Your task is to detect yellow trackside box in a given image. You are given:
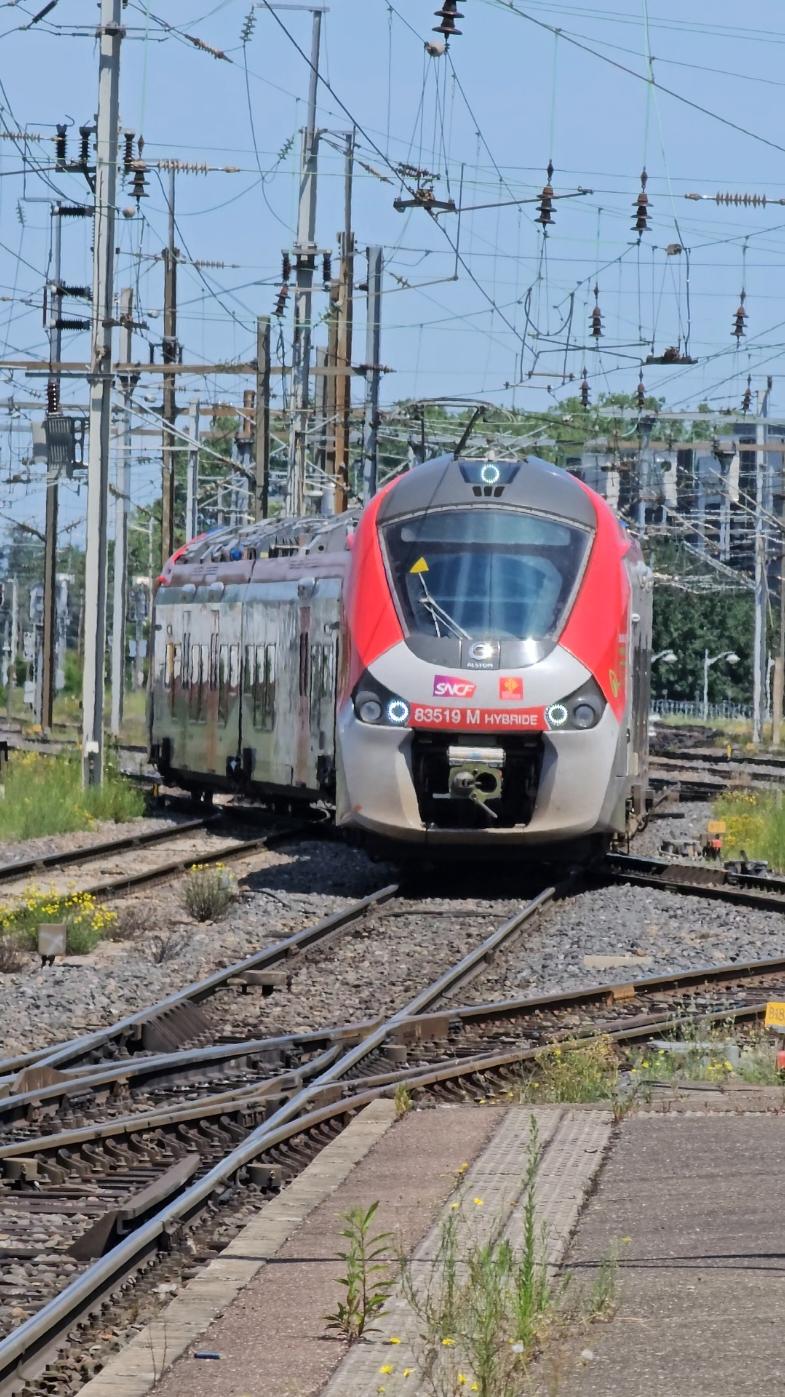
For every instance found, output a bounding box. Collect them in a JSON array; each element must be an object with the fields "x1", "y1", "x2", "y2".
[
  {"x1": 707, "y1": 820, "x2": 726, "y2": 835},
  {"x1": 764, "y1": 1001, "x2": 785, "y2": 1029}
]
